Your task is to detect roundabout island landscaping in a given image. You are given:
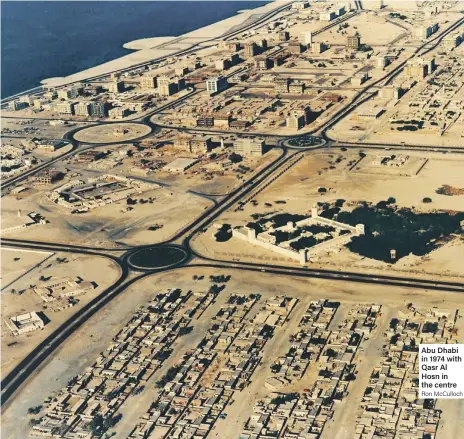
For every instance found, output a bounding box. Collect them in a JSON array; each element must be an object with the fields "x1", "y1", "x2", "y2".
[
  {"x1": 127, "y1": 245, "x2": 189, "y2": 271},
  {"x1": 283, "y1": 135, "x2": 326, "y2": 149}
]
